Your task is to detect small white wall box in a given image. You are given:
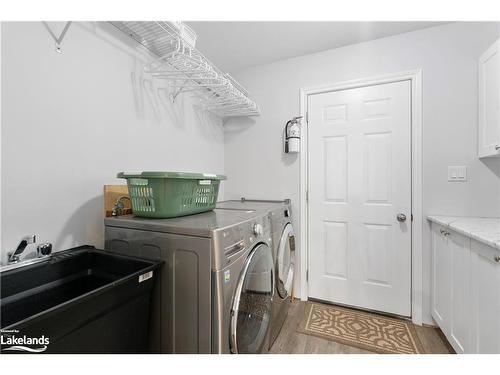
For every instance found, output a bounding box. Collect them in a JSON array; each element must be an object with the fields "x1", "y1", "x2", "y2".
[{"x1": 448, "y1": 166, "x2": 467, "y2": 182}]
